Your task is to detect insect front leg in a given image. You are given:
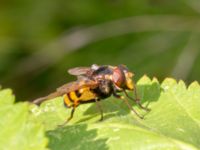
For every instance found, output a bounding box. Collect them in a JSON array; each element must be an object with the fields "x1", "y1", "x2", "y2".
[
  {"x1": 124, "y1": 90, "x2": 150, "y2": 111},
  {"x1": 95, "y1": 98, "x2": 104, "y2": 121},
  {"x1": 113, "y1": 92, "x2": 143, "y2": 119}
]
